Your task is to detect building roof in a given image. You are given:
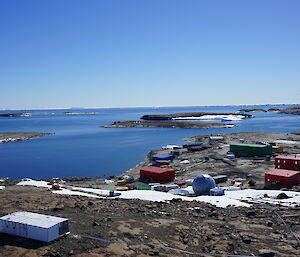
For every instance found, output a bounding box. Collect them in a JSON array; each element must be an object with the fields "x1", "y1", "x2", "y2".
[
  {"x1": 266, "y1": 169, "x2": 300, "y2": 177},
  {"x1": 230, "y1": 143, "x2": 270, "y2": 148},
  {"x1": 140, "y1": 167, "x2": 175, "y2": 173},
  {"x1": 0, "y1": 212, "x2": 68, "y2": 229},
  {"x1": 275, "y1": 155, "x2": 300, "y2": 161},
  {"x1": 152, "y1": 154, "x2": 173, "y2": 158}
]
